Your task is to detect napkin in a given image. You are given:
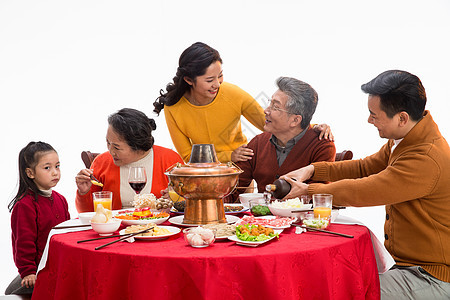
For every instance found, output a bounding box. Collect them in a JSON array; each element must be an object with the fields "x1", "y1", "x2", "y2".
[
  {"x1": 37, "y1": 219, "x2": 93, "y2": 275},
  {"x1": 333, "y1": 215, "x2": 395, "y2": 274}
]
